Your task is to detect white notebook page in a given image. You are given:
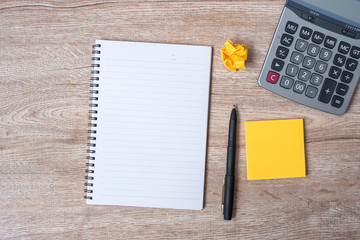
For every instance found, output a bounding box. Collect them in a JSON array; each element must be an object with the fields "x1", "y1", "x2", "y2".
[{"x1": 87, "y1": 40, "x2": 212, "y2": 210}]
